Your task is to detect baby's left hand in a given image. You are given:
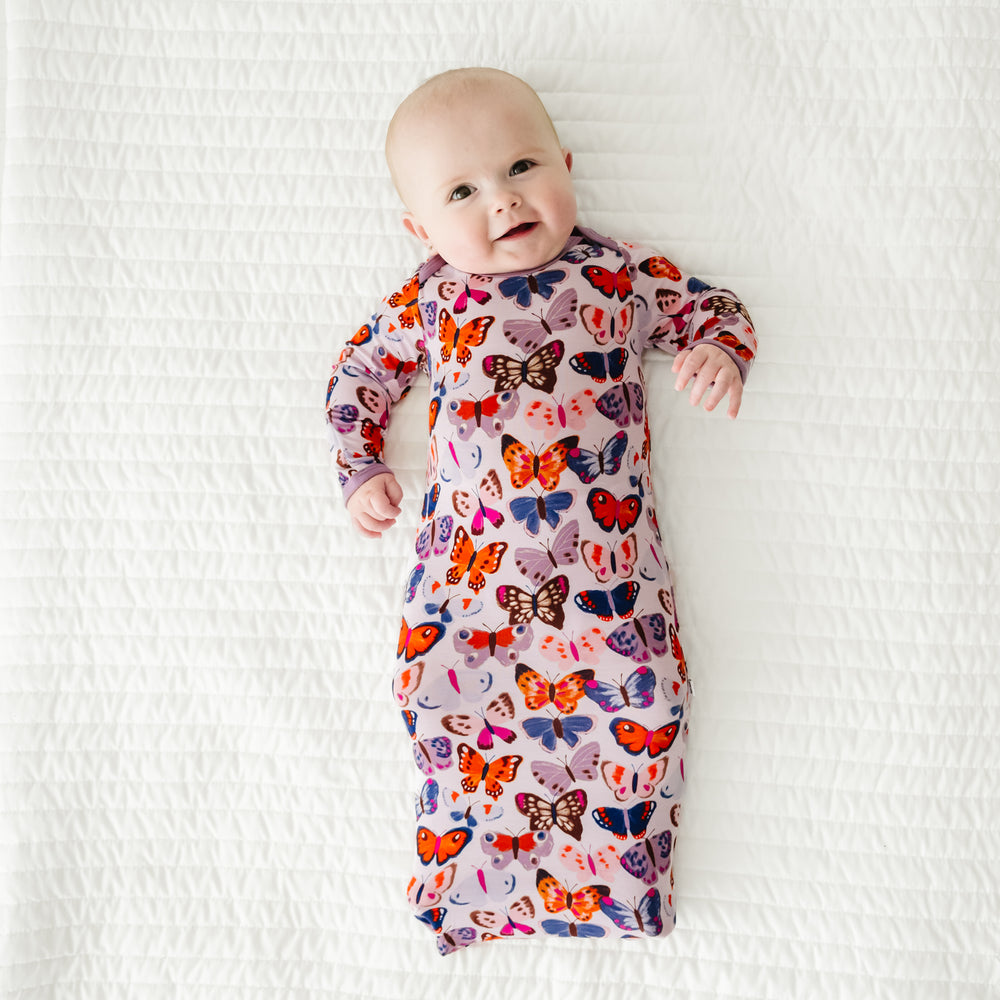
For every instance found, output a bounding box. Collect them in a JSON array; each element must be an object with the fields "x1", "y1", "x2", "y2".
[{"x1": 672, "y1": 344, "x2": 743, "y2": 419}]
